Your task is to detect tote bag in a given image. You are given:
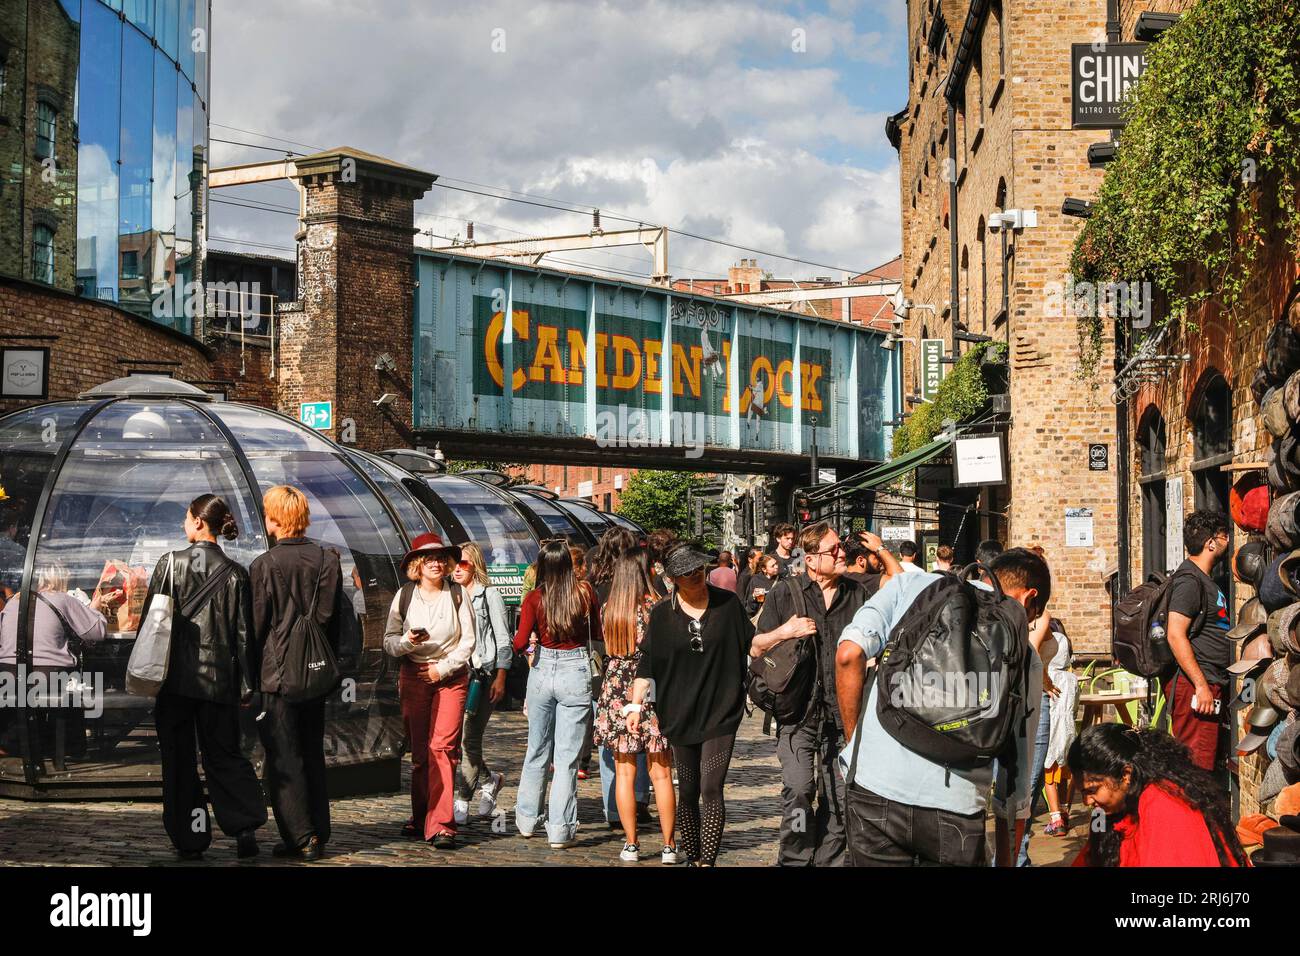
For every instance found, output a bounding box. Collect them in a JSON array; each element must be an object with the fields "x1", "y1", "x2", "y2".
[{"x1": 126, "y1": 553, "x2": 175, "y2": 697}]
